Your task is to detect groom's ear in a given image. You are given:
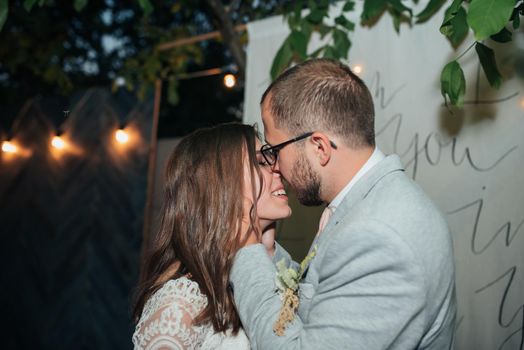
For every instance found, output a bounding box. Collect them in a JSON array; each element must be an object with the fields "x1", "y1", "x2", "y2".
[{"x1": 309, "y1": 132, "x2": 333, "y2": 167}]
